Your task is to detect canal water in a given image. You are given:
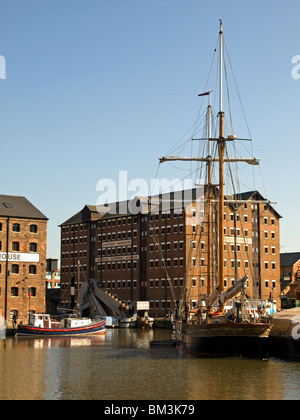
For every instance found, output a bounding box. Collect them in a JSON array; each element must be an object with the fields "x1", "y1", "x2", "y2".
[{"x1": 0, "y1": 329, "x2": 299, "y2": 400}]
